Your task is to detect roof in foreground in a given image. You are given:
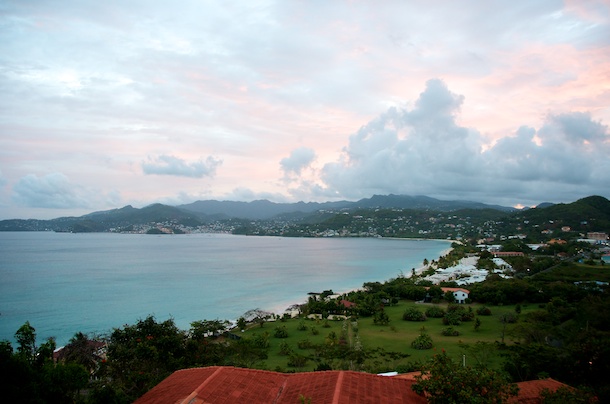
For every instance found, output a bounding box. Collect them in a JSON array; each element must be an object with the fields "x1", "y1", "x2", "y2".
[
  {"x1": 135, "y1": 366, "x2": 572, "y2": 404},
  {"x1": 134, "y1": 366, "x2": 427, "y2": 404}
]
